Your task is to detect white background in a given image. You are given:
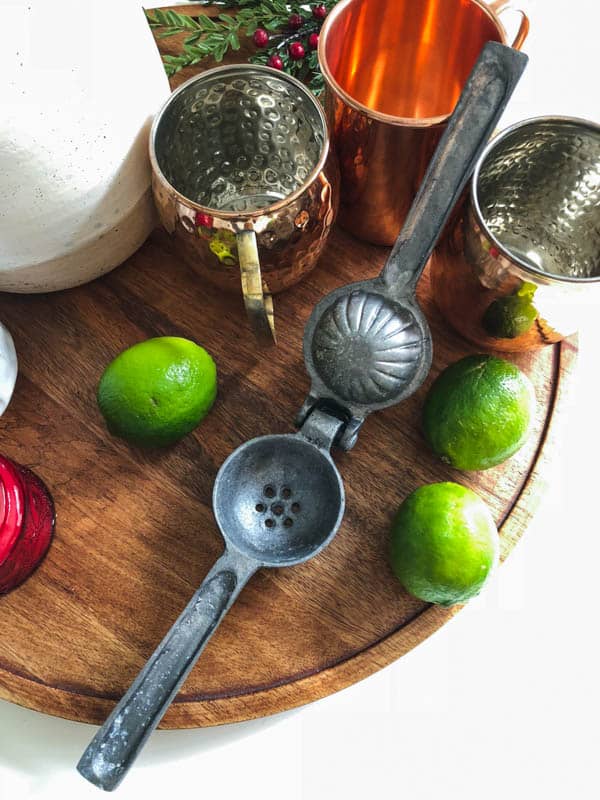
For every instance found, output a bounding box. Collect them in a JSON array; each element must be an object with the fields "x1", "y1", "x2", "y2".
[{"x1": 1, "y1": 1, "x2": 599, "y2": 798}]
